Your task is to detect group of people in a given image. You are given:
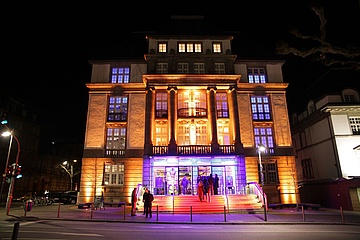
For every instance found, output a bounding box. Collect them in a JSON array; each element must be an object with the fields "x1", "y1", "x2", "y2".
[
  {"x1": 131, "y1": 187, "x2": 154, "y2": 218},
  {"x1": 197, "y1": 173, "x2": 219, "y2": 202}
]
